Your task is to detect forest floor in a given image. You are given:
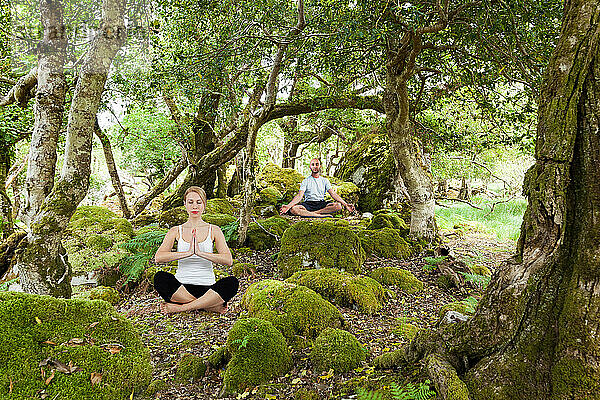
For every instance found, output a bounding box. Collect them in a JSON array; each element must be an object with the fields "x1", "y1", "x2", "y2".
[{"x1": 119, "y1": 230, "x2": 515, "y2": 400}]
